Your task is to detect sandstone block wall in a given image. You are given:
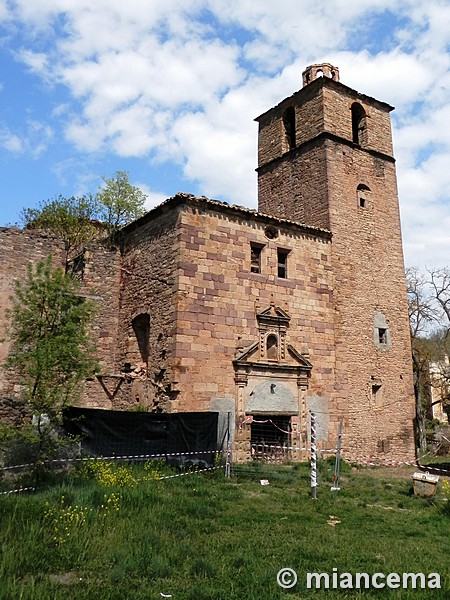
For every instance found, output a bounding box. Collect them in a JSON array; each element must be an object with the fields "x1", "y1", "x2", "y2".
[
  {"x1": 326, "y1": 141, "x2": 415, "y2": 458},
  {"x1": 0, "y1": 228, "x2": 65, "y2": 422},
  {"x1": 321, "y1": 85, "x2": 394, "y2": 157},
  {"x1": 256, "y1": 79, "x2": 394, "y2": 169},
  {"x1": 171, "y1": 199, "x2": 337, "y2": 444},
  {"x1": 111, "y1": 205, "x2": 181, "y2": 412},
  {"x1": 77, "y1": 242, "x2": 123, "y2": 409},
  {"x1": 258, "y1": 142, "x2": 331, "y2": 229},
  {"x1": 256, "y1": 74, "x2": 415, "y2": 459}
]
